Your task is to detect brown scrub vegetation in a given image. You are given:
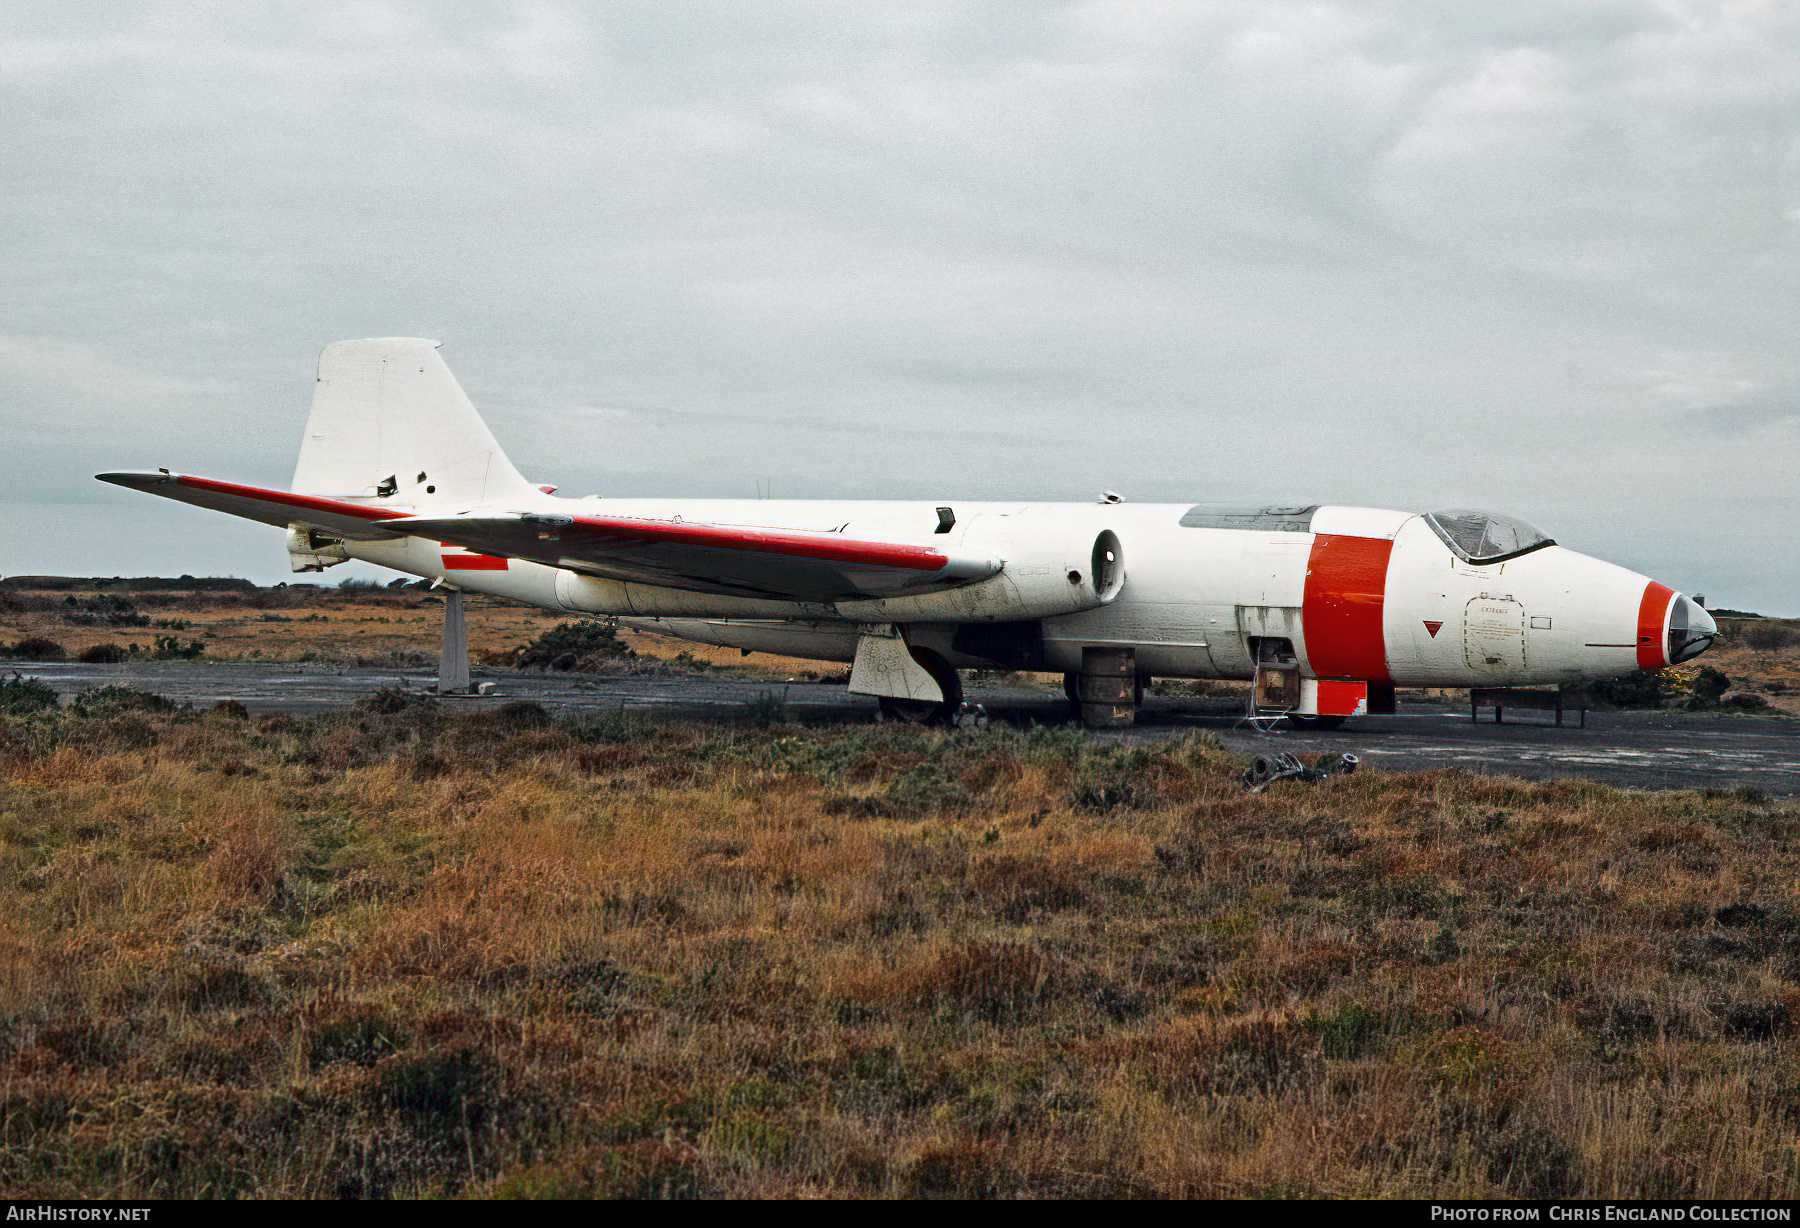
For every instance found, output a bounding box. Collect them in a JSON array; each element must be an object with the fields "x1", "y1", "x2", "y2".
[
  {"x1": 0, "y1": 679, "x2": 1795, "y2": 1199},
  {"x1": 0, "y1": 580, "x2": 851, "y2": 681}
]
